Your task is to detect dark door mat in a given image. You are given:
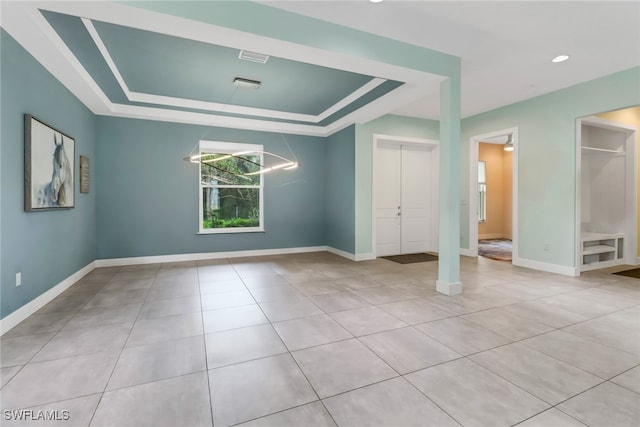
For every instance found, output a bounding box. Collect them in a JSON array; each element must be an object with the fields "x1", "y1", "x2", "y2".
[
  {"x1": 613, "y1": 268, "x2": 640, "y2": 279},
  {"x1": 382, "y1": 253, "x2": 439, "y2": 264}
]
